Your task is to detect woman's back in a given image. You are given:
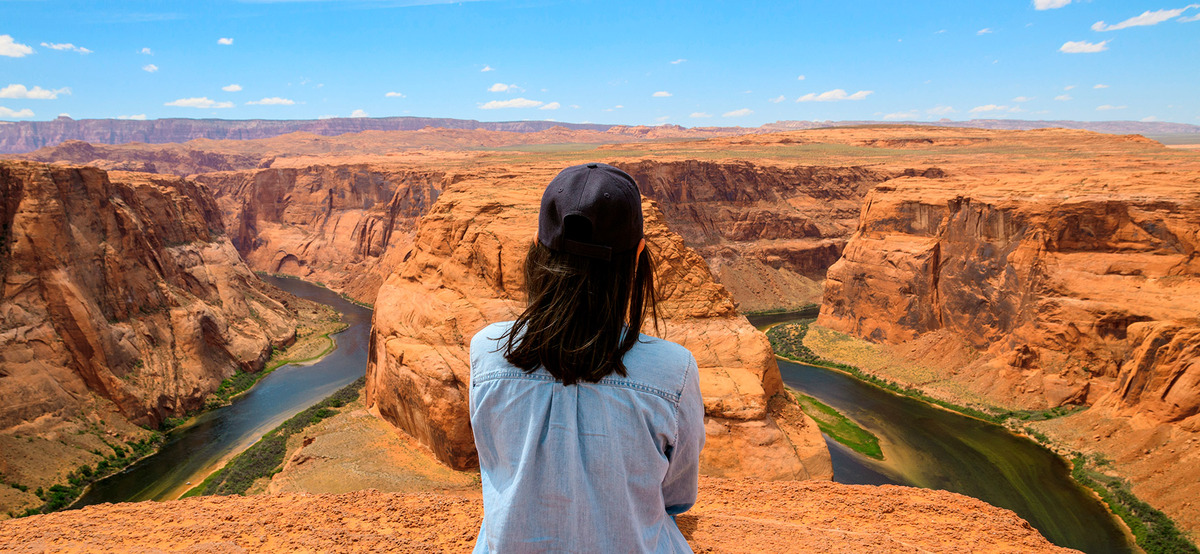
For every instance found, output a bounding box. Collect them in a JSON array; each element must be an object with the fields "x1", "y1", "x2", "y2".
[{"x1": 469, "y1": 321, "x2": 704, "y2": 553}]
